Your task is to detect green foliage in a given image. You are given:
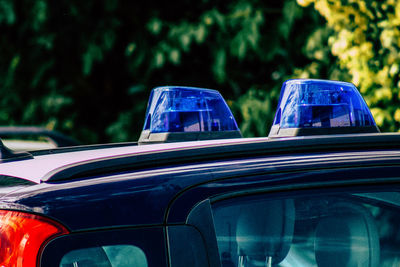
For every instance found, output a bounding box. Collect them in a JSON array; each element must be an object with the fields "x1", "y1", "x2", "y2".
[
  {"x1": 297, "y1": 0, "x2": 400, "y2": 132},
  {"x1": 235, "y1": 87, "x2": 280, "y2": 137},
  {"x1": 0, "y1": 0, "x2": 15, "y2": 25},
  {"x1": 0, "y1": 0, "x2": 321, "y2": 143}
]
